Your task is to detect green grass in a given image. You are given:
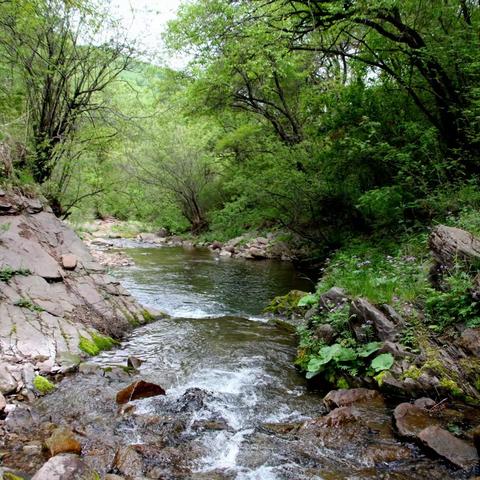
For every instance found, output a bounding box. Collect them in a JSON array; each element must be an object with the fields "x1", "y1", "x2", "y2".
[
  {"x1": 317, "y1": 235, "x2": 430, "y2": 304},
  {"x1": 0, "y1": 267, "x2": 31, "y2": 283}
]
